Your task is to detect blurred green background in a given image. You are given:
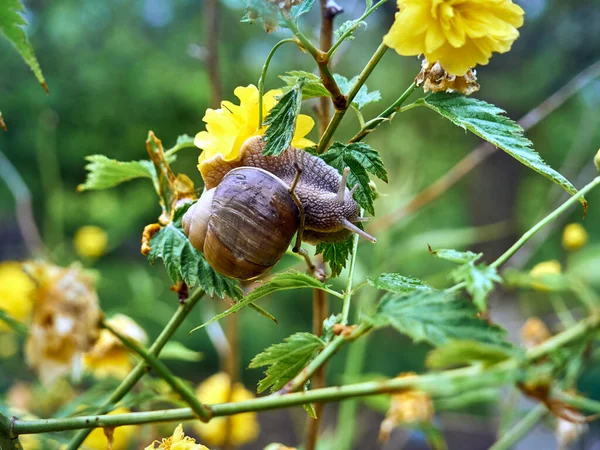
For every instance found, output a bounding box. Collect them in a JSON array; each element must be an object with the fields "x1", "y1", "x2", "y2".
[{"x1": 1, "y1": 0, "x2": 600, "y2": 448}]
